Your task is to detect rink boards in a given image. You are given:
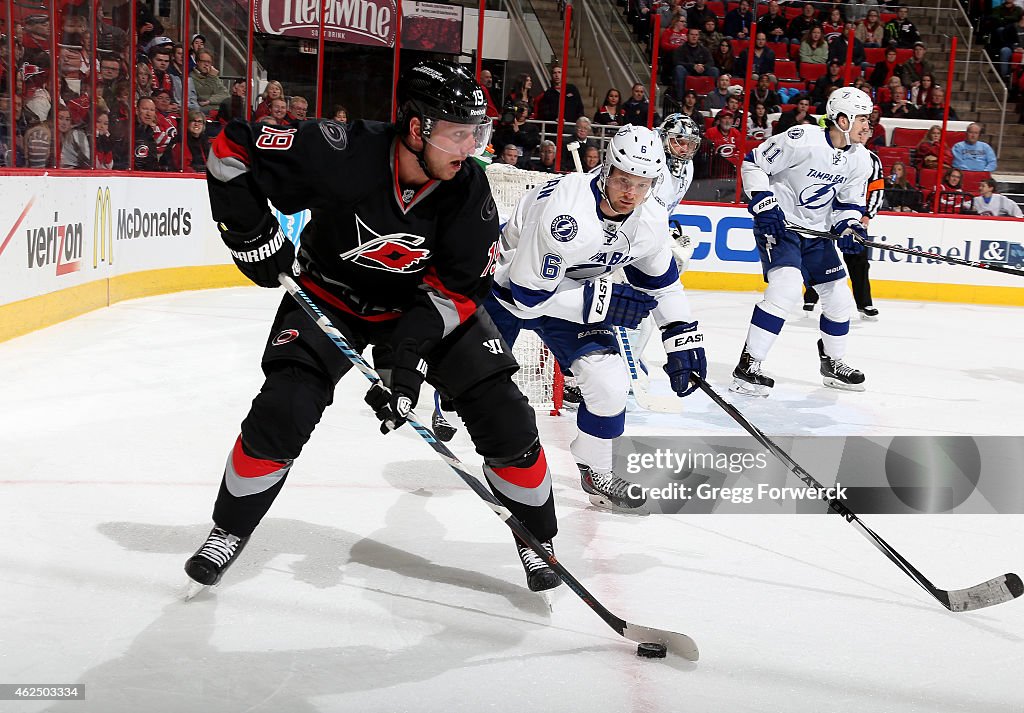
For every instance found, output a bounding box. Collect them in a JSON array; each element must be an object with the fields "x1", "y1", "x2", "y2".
[{"x1": 1, "y1": 173, "x2": 1022, "y2": 341}]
